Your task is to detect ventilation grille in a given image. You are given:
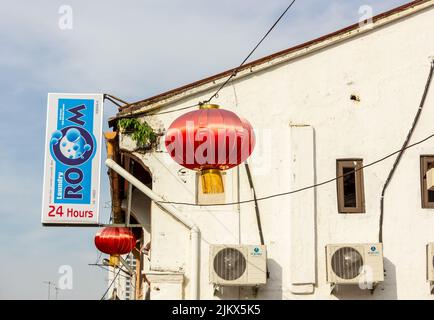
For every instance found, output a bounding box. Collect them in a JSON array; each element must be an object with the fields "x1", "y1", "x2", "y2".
[
  {"x1": 331, "y1": 247, "x2": 364, "y2": 280},
  {"x1": 213, "y1": 248, "x2": 246, "y2": 281}
]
